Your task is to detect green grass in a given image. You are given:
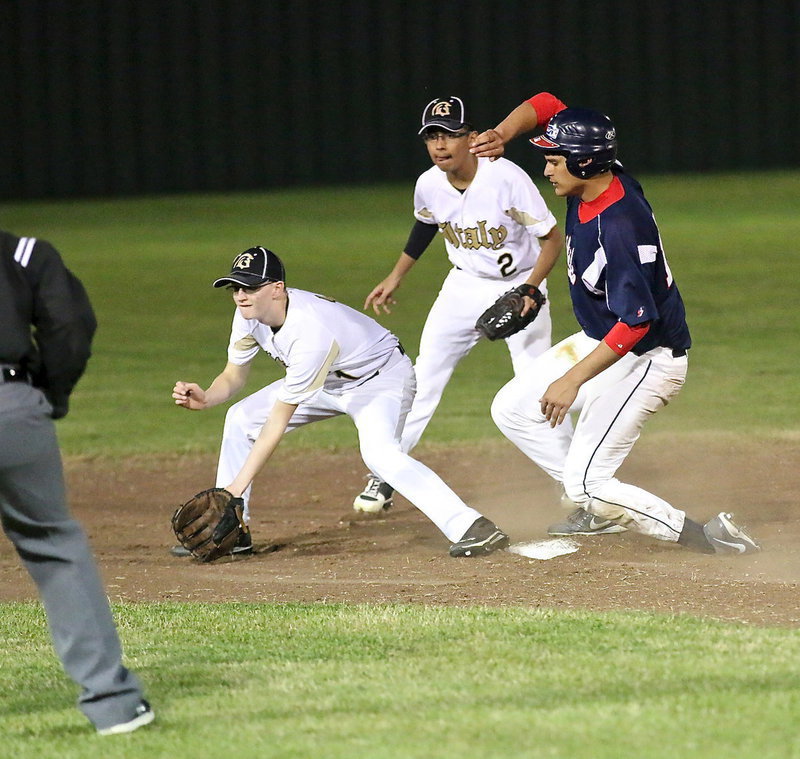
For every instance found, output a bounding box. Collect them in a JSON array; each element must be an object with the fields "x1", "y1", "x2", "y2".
[
  {"x1": 2, "y1": 177, "x2": 797, "y2": 756},
  {"x1": 2, "y1": 171, "x2": 798, "y2": 456},
  {"x1": 1, "y1": 602, "x2": 799, "y2": 758}
]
